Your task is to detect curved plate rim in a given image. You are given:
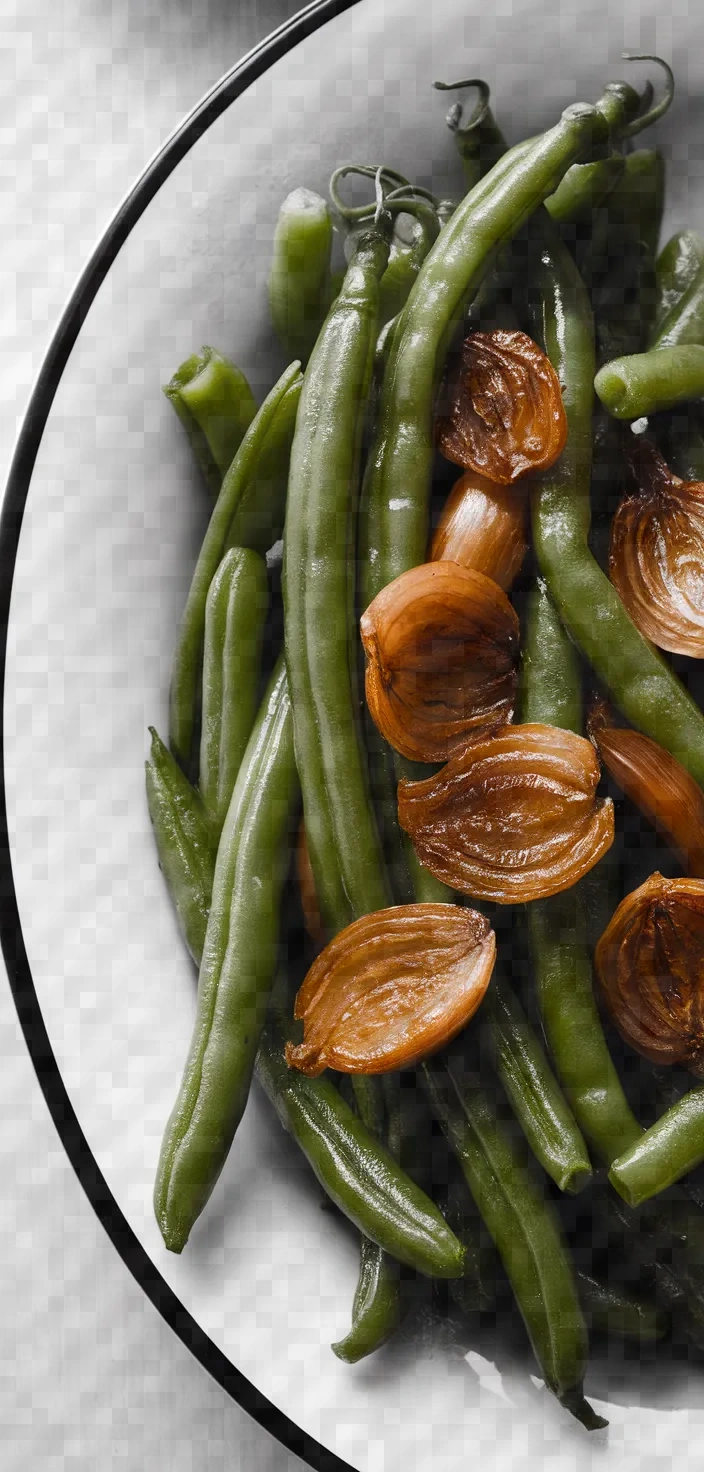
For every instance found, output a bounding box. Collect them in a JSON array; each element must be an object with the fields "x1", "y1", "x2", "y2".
[{"x1": 0, "y1": 4, "x2": 364, "y2": 1469}]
